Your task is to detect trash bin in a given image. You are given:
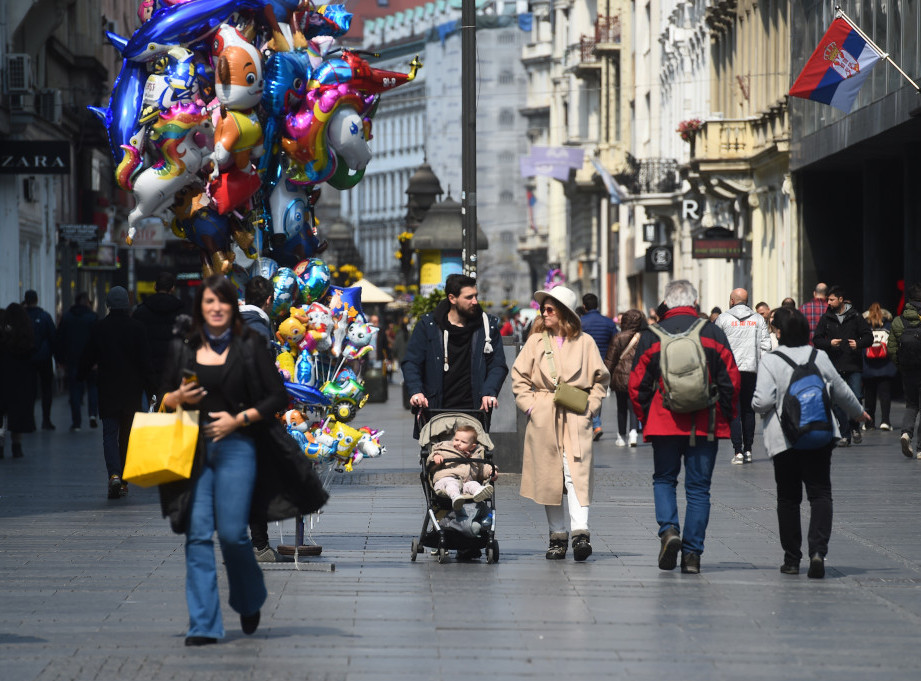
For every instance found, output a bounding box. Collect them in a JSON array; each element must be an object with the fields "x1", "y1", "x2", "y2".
[{"x1": 364, "y1": 364, "x2": 388, "y2": 403}]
